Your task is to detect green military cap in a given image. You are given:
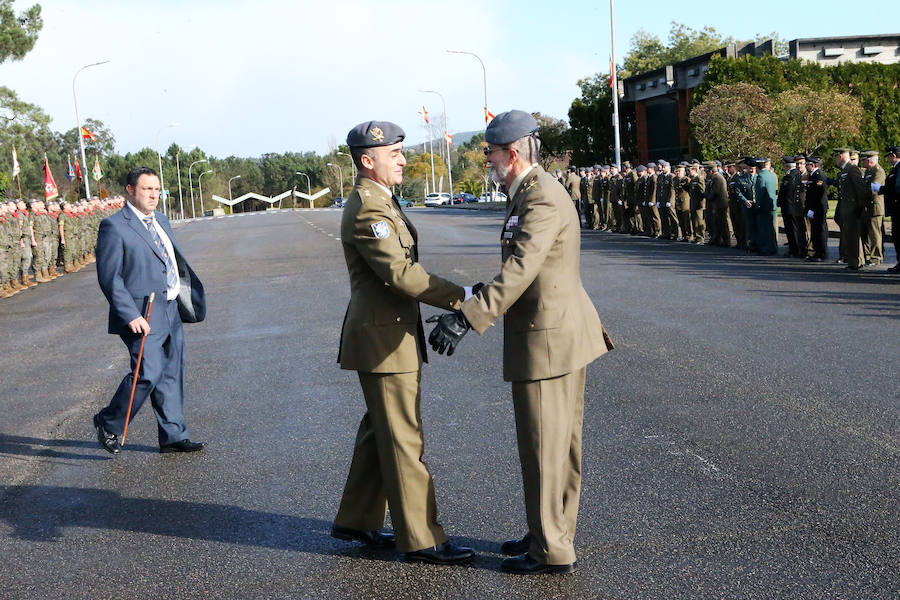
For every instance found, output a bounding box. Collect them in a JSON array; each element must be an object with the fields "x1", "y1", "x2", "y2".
[
  {"x1": 622, "y1": 161, "x2": 632, "y2": 168},
  {"x1": 859, "y1": 150, "x2": 878, "y2": 158},
  {"x1": 723, "y1": 158, "x2": 736, "y2": 166},
  {"x1": 347, "y1": 120, "x2": 405, "y2": 148},
  {"x1": 849, "y1": 151, "x2": 859, "y2": 160},
  {"x1": 702, "y1": 161, "x2": 717, "y2": 169},
  {"x1": 832, "y1": 147, "x2": 854, "y2": 154},
  {"x1": 675, "y1": 162, "x2": 686, "y2": 169}
]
